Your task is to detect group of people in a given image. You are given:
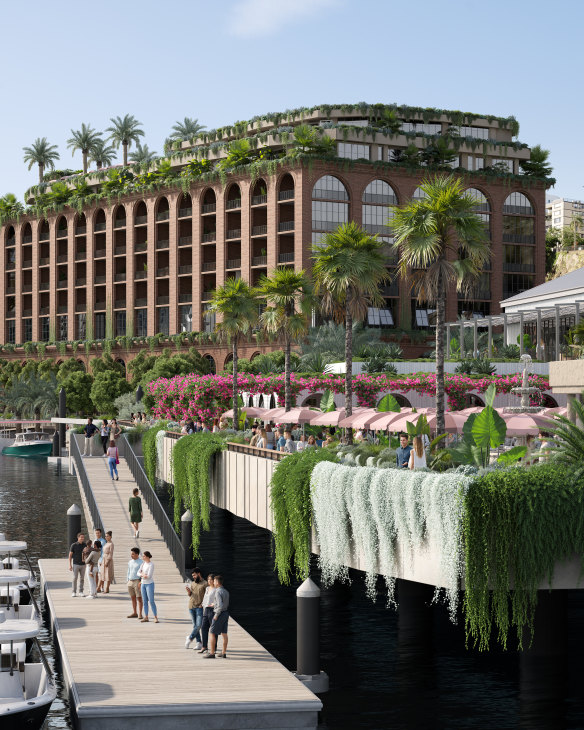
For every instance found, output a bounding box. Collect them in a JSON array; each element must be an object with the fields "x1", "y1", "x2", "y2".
[
  {"x1": 130, "y1": 412, "x2": 148, "y2": 425},
  {"x1": 68, "y1": 527, "x2": 115, "y2": 599},
  {"x1": 249, "y1": 423, "x2": 336, "y2": 452},
  {"x1": 82, "y1": 417, "x2": 122, "y2": 480},
  {"x1": 395, "y1": 432, "x2": 429, "y2": 470},
  {"x1": 184, "y1": 568, "x2": 230, "y2": 658}
]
